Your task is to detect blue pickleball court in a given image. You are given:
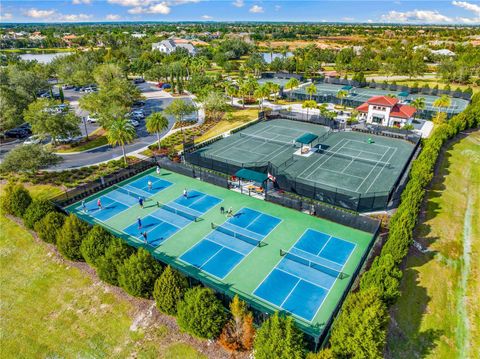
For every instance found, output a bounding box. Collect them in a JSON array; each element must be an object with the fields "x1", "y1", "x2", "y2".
[
  {"x1": 180, "y1": 208, "x2": 282, "y2": 279},
  {"x1": 253, "y1": 229, "x2": 356, "y2": 321},
  {"x1": 76, "y1": 175, "x2": 173, "y2": 222}
]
